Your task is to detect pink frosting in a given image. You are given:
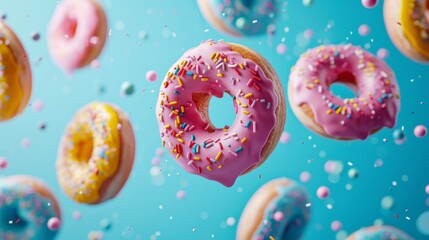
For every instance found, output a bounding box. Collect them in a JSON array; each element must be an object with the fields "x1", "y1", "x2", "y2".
[
  {"x1": 48, "y1": 0, "x2": 104, "y2": 73},
  {"x1": 156, "y1": 40, "x2": 278, "y2": 187},
  {"x1": 290, "y1": 45, "x2": 400, "y2": 140}
]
